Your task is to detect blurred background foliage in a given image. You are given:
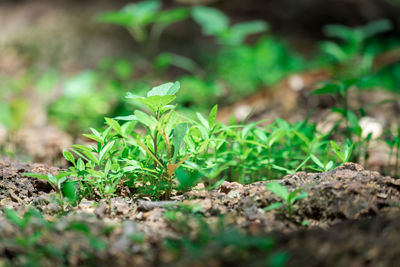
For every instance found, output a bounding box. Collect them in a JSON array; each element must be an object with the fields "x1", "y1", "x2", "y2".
[{"x1": 1, "y1": 0, "x2": 400, "y2": 163}]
